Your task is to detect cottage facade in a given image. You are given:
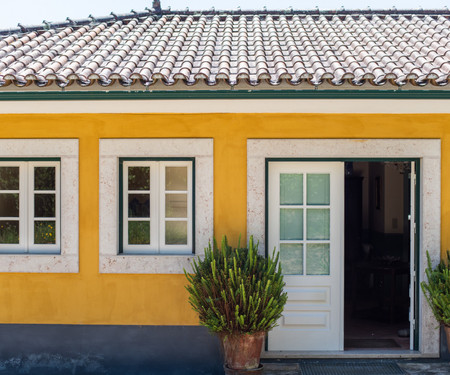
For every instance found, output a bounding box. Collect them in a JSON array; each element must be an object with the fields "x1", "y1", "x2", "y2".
[{"x1": 0, "y1": 8, "x2": 449, "y2": 373}]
